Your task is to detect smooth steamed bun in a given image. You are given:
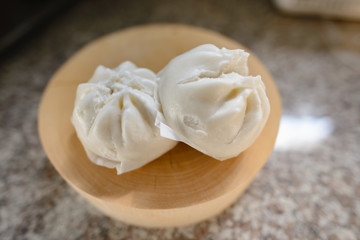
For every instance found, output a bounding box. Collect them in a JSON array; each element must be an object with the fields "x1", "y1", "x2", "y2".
[{"x1": 157, "y1": 44, "x2": 270, "y2": 160}]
